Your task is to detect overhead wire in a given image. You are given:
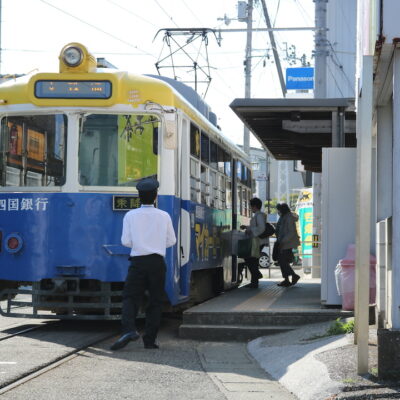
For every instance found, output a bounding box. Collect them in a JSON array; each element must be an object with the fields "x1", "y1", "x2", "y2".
[
  {"x1": 327, "y1": 40, "x2": 355, "y2": 94},
  {"x1": 152, "y1": 0, "x2": 237, "y2": 98},
  {"x1": 327, "y1": 61, "x2": 344, "y2": 97},
  {"x1": 180, "y1": 0, "x2": 203, "y2": 26},
  {"x1": 153, "y1": 0, "x2": 180, "y2": 28},
  {"x1": 39, "y1": 0, "x2": 157, "y2": 58},
  {"x1": 106, "y1": 0, "x2": 157, "y2": 28},
  {"x1": 293, "y1": 0, "x2": 313, "y2": 25}
]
